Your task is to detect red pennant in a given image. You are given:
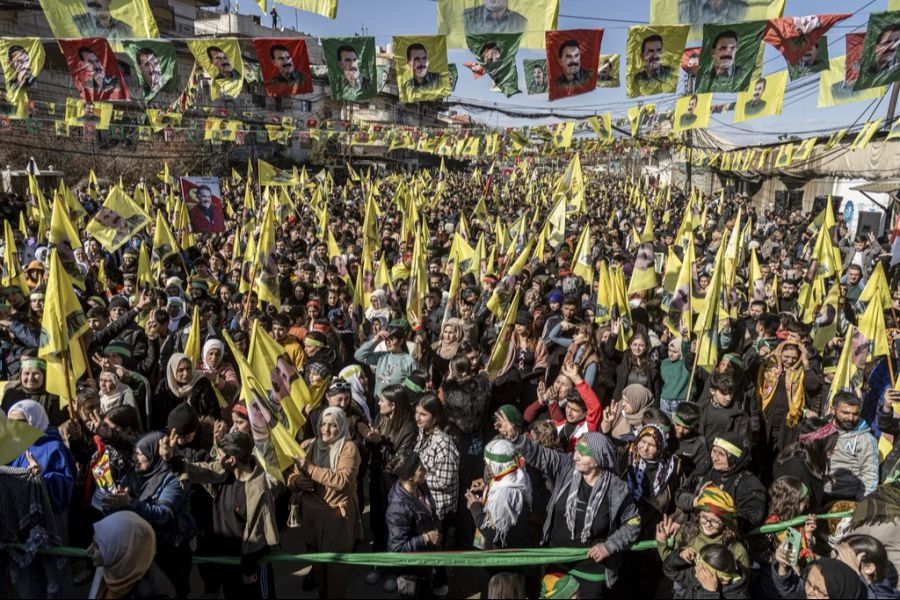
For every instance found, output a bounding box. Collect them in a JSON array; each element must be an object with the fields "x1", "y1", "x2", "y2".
[{"x1": 764, "y1": 14, "x2": 851, "y2": 65}]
